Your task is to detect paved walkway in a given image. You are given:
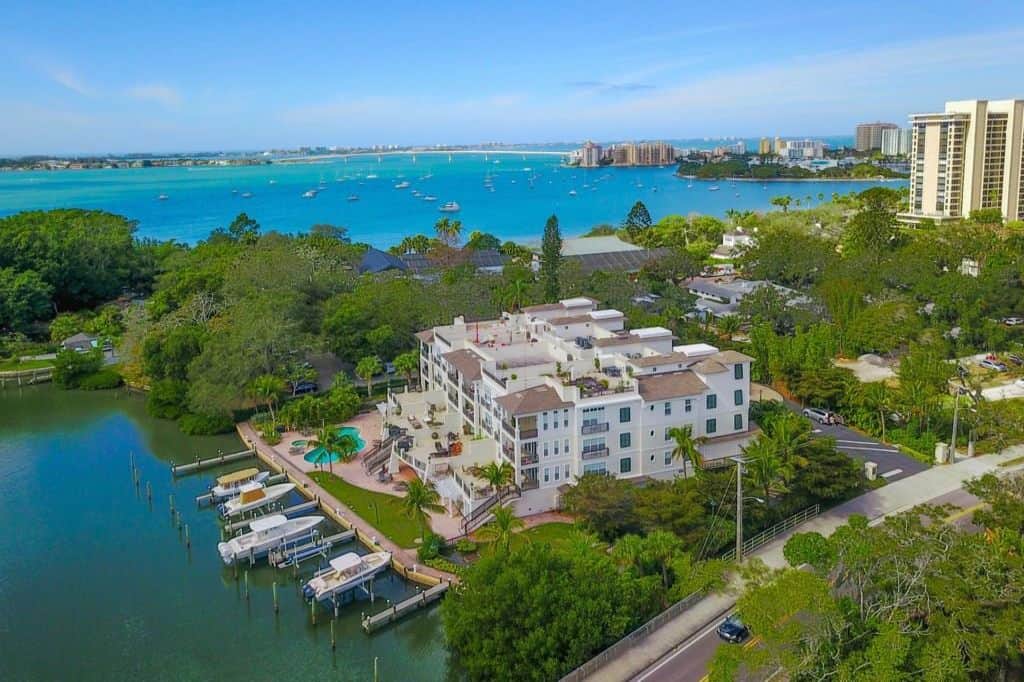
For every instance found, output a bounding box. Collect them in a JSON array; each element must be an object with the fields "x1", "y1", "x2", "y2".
[
  {"x1": 237, "y1": 422, "x2": 459, "y2": 584},
  {"x1": 587, "y1": 447, "x2": 1024, "y2": 682}
]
